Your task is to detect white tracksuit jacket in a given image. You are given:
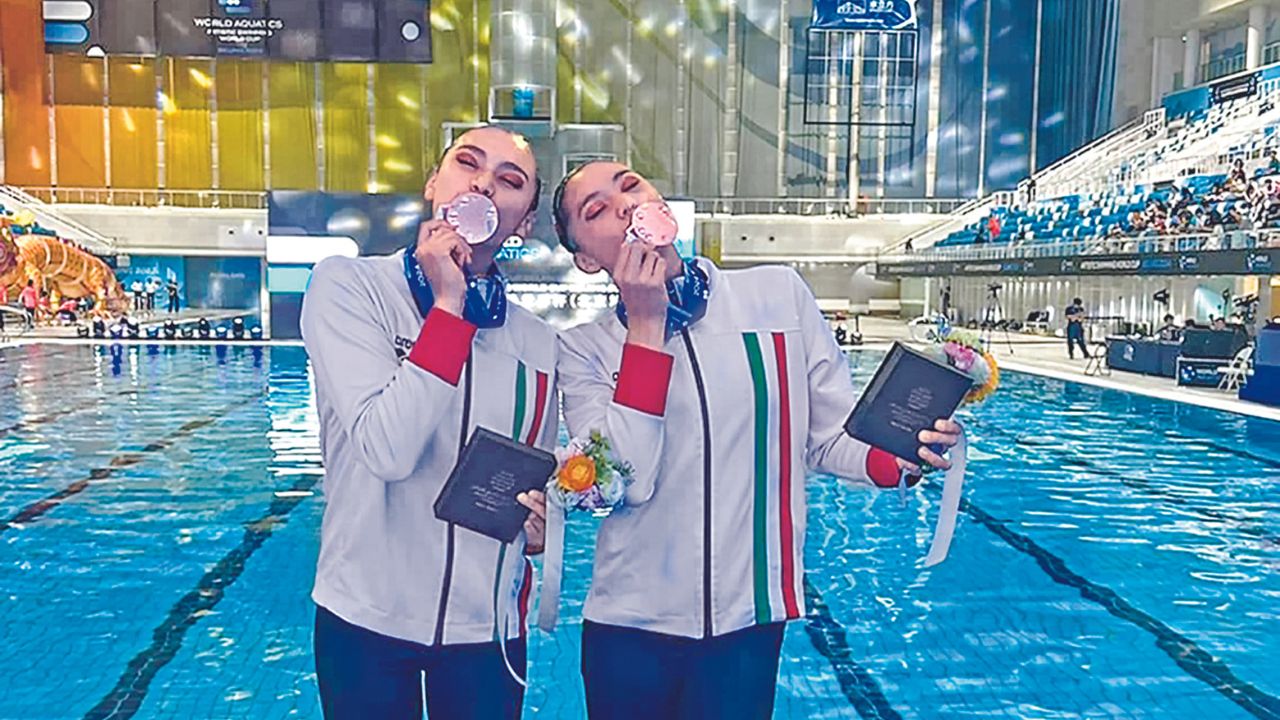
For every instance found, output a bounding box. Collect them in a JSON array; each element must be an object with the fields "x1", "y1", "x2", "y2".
[
  {"x1": 558, "y1": 259, "x2": 903, "y2": 640},
  {"x1": 301, "y1": 251, "x2": 559, "y2": 646}
]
